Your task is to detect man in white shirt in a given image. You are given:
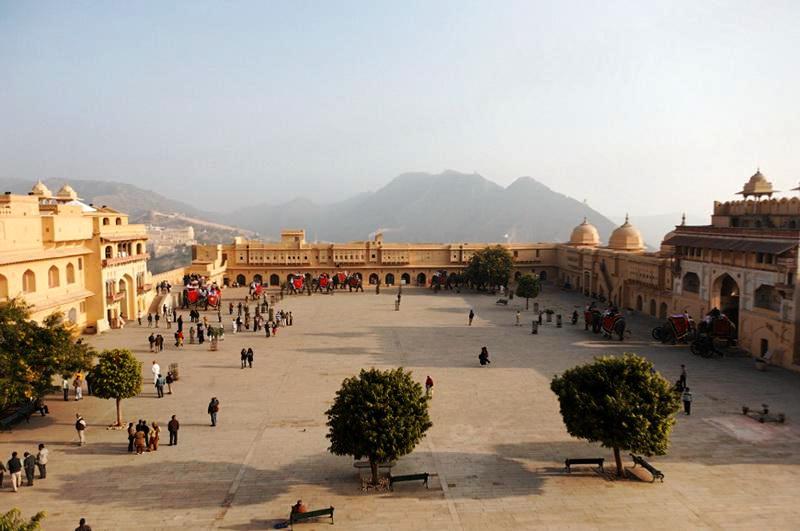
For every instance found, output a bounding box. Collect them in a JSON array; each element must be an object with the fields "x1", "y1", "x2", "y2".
[
  {"x1": 36, "y1": 443, "x2": 49, "y2": 479},
  {"x1": 151, "y1": 361, "x2": 160, "y2": 385}
]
